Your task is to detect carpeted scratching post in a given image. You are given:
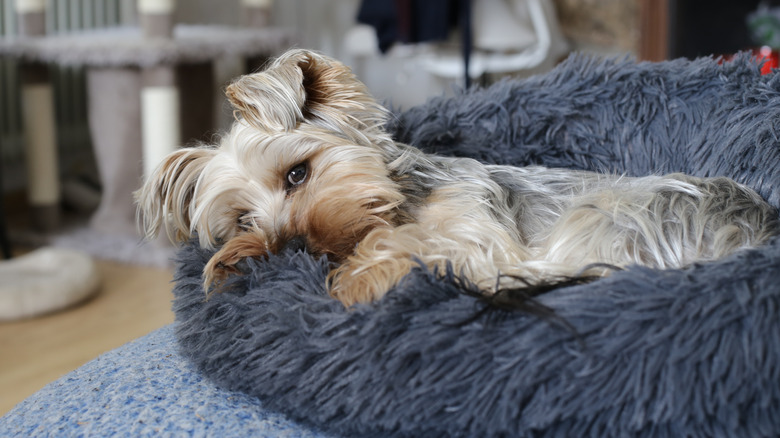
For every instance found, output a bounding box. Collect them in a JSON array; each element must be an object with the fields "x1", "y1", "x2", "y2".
[
  {"x1": 86, "y1": 68, "x2": 144, "y2": 237},
  {"x1": 138, "y1": 0, "x2": 175, "y2": 39},
  {"x1": 241, "y1": 0, "x2": 273, "y2": 28},
  {"x1": 141, "y1": 65, "x2": 179, "y2": 180},
  {"x1": 16, "y1": 0, "x2": 59, "y2": 232},
  {"x1": 138, "y1": 0, "x2": 179, "y2": 179},
  {"x1": 241, "y1": 0, "x2": 275, "y2": 74}
]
